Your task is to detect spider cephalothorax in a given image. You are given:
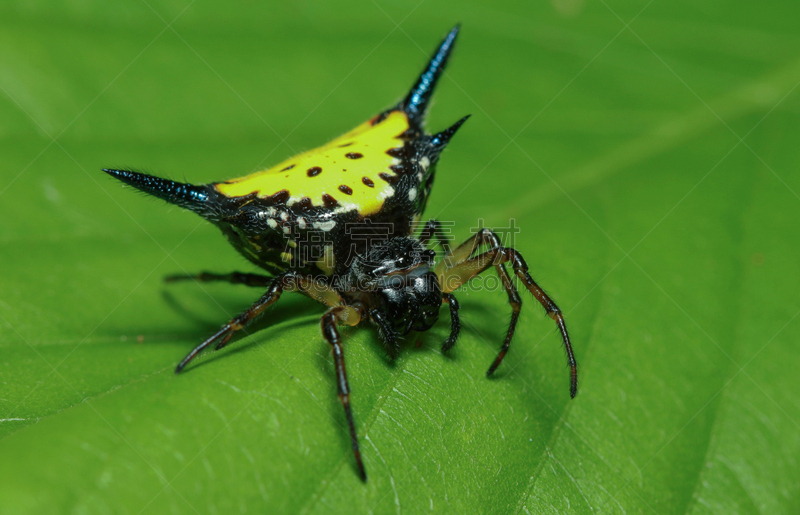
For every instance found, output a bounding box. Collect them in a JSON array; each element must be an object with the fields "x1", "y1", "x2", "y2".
[
  {"x1": 338, "y1": 237, "x2": 443, "y2": 356},
  {"x1": 104, "y1": 25, "x2": 577, "y2": 482}
]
